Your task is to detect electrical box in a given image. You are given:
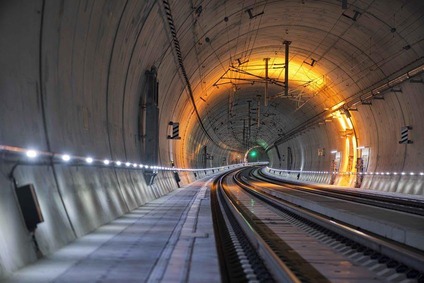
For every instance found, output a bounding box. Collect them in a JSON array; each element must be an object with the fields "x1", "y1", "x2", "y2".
[{"x1": 15, "y1": 184, "x2": 44, "y2": 232}]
